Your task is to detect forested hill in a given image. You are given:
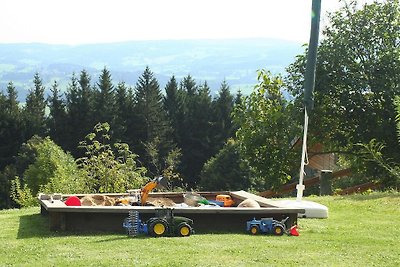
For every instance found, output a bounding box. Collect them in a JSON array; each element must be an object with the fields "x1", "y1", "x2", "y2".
[{"x1": 0, "y1": 38, "x2": 303, "y2": 99}]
